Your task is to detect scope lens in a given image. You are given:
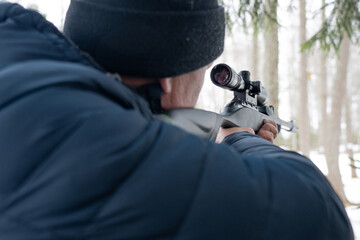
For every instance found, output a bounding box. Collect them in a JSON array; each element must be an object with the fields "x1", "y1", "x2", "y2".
[{"x1": 212, "y1": 66, "x2": 230, "y2": 85}]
